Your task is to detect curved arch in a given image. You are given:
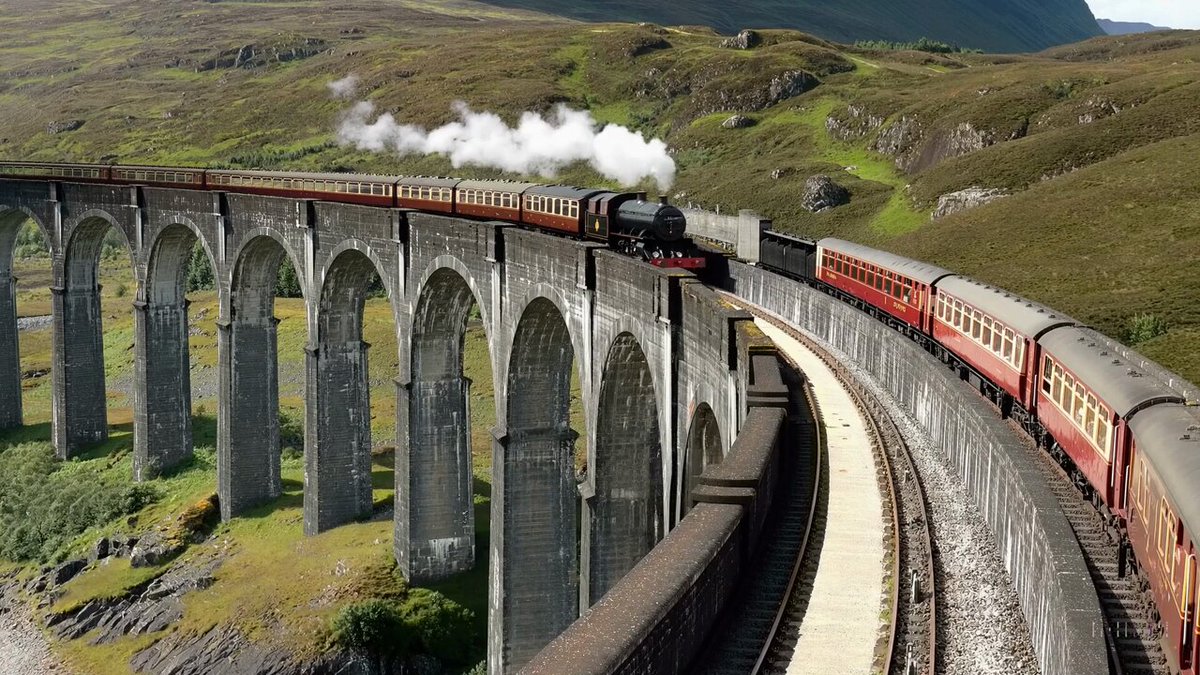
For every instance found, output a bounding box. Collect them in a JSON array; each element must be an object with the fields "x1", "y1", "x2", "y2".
[
  {"x1": 413, "y1": 254, "x2": 491, "y2": 332},
  {"x1": 501, "y1": 295, "x2": 581, "y2": 670},
  {"x1": 0, "y1": 207, "x2": 50, "y2": 430},
  {"x1": 588, "y1": 331, "x2": 662, "y2": 604},
  {"x1": 64, "y1": 211, "x2": 132, "y2": 290},
  {"x1": 145, "y1": 218, "x2": 218, "y2": 304},
  {"x1": 0, "y1": 205, "x2": 51, "y2": 260},
  {"x1": 53, "y1": 212, "x2": 136, "y2": 457},
  {"x1": 226, "y1": 228, "x2": 307, "y2": 317},
  {"x1": 218, "y1": 233, "x2": 304, "y2": 520},
  {"x1": 318, "y1": 238, "x2": 394, "y2": 302},
  {"x1": 682, "y1": 402, "x2": 723, "y2": 516},
  {"x1": 305, "y1": 247, "x2": 390, "y2": 533},
  {"x1": 132, "y1": 222, "x2": 220, "y2": 479},
  {"x1": 397, "y1": 264, "x2": 489, "y2": 582}
]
